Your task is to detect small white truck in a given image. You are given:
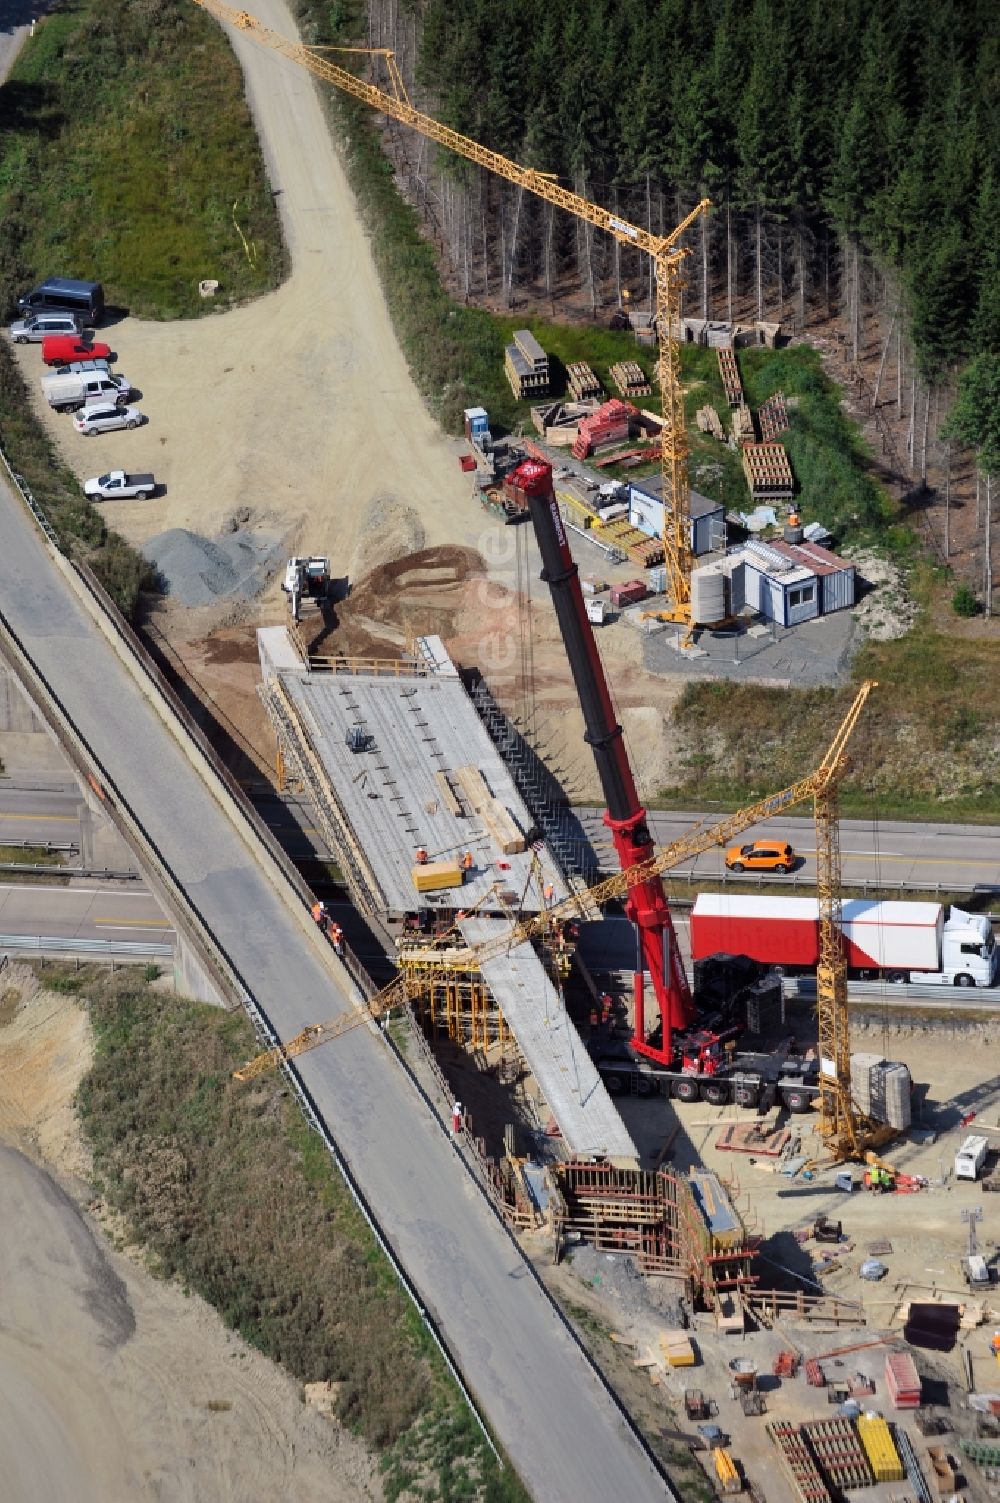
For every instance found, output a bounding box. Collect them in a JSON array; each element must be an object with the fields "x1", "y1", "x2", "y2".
[
  {"x1": 84, "y1": 470, "x2": 156, "y2": 501},
  {"x1": 42, "y1": 368, "x2": 131, "y2": 412},
  {"x1": 955, "y1": 1134, "x2": 989, "y2": 1181}
]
